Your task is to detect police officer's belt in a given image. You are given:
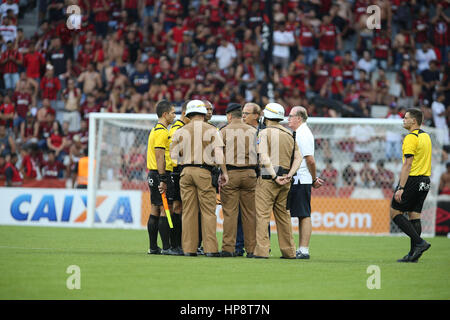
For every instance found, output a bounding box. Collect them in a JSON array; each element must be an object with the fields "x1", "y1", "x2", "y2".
[
  {"x1": 181, "y1": 164, "x2": 215, "y2": 172},
  {"x1": 226, "y1": 165, "x2": 257, "y2": 171},
  {"x1": 261, "y1": 167, "x2": 290, "y2": 180}
]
